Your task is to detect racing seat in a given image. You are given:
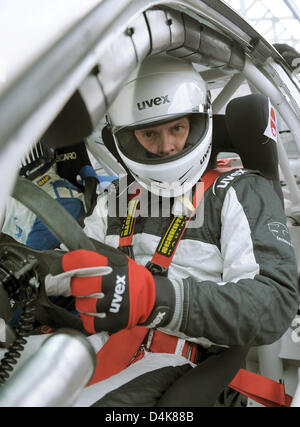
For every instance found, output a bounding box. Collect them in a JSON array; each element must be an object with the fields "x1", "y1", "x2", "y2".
[
  {"x1": 54, "y1": 141, "x2": 99, "y2": 217},
  {"x1": 210, "y1": 93, "x2": 282, "y2": 203},
  {"x1": 101, "y1": 93, "x2": 282, "y2": 203}
]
